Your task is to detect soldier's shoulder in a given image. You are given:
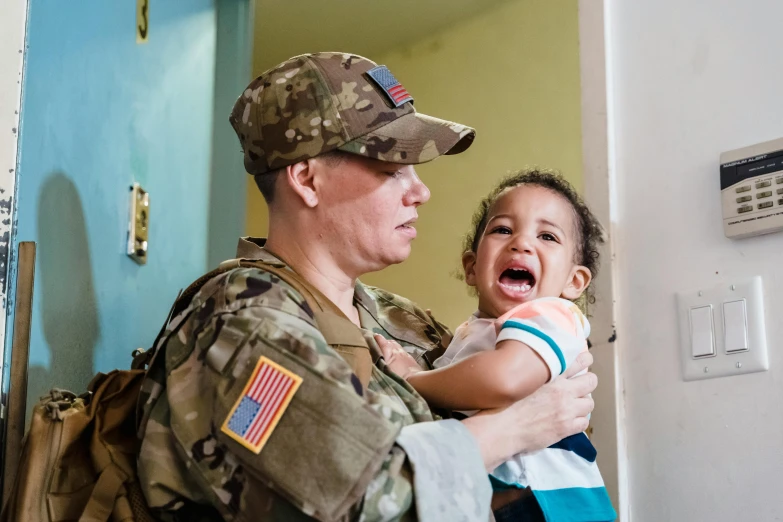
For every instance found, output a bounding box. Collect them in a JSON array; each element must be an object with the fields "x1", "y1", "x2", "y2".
[
  {"x1": 362, "y1": 285, "x2": 429, "y2": 319},
  {"x1": 191, "y1": 265, "x2": 314, "y2": 320},
  {"x1": 361, "y1": 284, "x2": 450, "y2": 335},
  {"x1": 360, "y1": 284, "x2": 453, "y2": 361}
]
